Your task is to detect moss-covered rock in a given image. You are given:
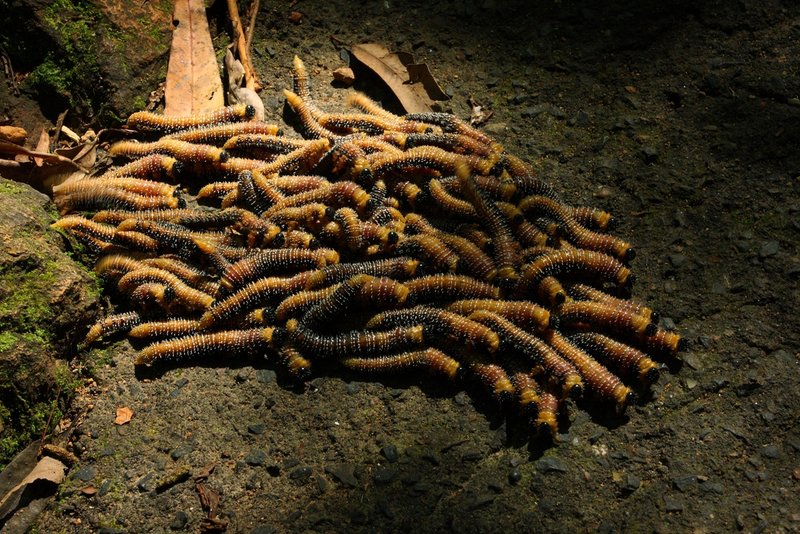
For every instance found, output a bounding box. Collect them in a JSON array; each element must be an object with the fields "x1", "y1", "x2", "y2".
[
  {"x1": 0, "y1": 177, "x2": 99, "y2": 468},
  {"x1": 0, "y1": 0, "x2": 173, "y2": 126}
]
